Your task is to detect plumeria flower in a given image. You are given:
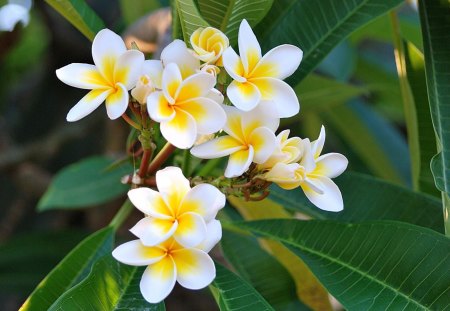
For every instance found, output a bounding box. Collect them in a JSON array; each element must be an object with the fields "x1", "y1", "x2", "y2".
[
  {"x1": 258, "y1": 129, "x2": 303, "y2": 170},
  {"x1": 161, "y1": 39, "x2": 200, "y2": 78},
  {"x1": 112, "y1": 220, "x2": 221, "y2": 303},
  {"x1": 222, "y1": 19, "x2": 303, "y2": 118},
  {"x1": 128, "y1": 167, "x2": 225, "y2": 248},
  {"x1": 56, "y1": 29, "x2": 144, "y2": 121},
  {"x1": 131, "y1": 60, "x2": 163, "y2": 104},
  {"x1": 191, "y1": 102, "x2": 279, "y2": 178},
  {"x1": 190, "y1": 27, "x2": 229, "y2": 66},
  {"x1": 0, "y1": 0, "x2": 32, "y2": 32},
  {"x1": 147, "y1": 62, "x2": 226, "y2": 149}
]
